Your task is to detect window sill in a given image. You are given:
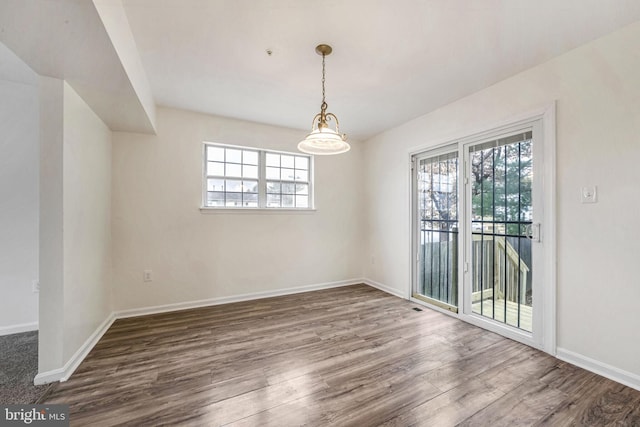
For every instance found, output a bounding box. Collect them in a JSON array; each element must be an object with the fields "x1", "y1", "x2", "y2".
[{"x1": 199, "y1": 207, "x2": 317, "y2": 214}]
